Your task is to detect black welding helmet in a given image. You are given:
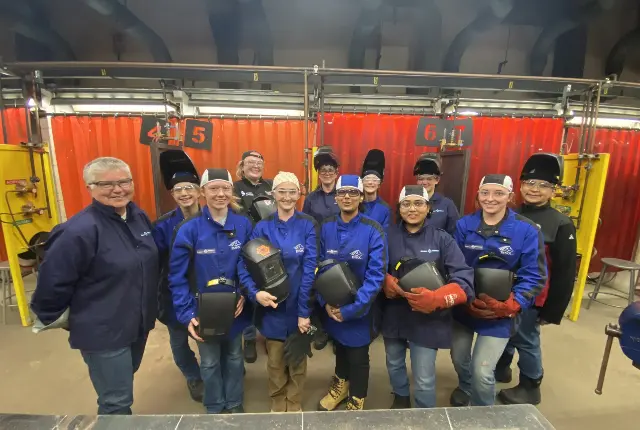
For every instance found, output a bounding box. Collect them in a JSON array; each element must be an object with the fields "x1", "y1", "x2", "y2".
[
  {"x1": 17, "y1": 231, "x2": 50, "y2": 267},
  {"x1": 159, "y1": 149, "x2": 199, "y2": 190},
  {"x1": 242, "y1": 238, "x2": 290, "y2": 304},
  {"x1": 314, "y1": 259, "x2": 359, "y2": 307},
  {"x1": 394, "y1": 257, "x2": 445, "y2": 293},
  {"x1": 520, "y1": 153, "x2": 564, "y2": 186},
  {"x1": 413, "y1": 153, "x2": 442, "y2": 176},
  {"x1": 314, "y1": 146, "x2": 339, "y2": 171},
  {"x1": 197, "y1": 289, "x2": 239, "y2": 339},
  {"x1": 247, "y1": 195, "x2": 277, "y2": 223},
  {"x1": 361, "y1": 149, "x2": 385, "y2": 181},
  {"x1": 473, "y1": 253, "x2": 515, "y2": 301}
]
